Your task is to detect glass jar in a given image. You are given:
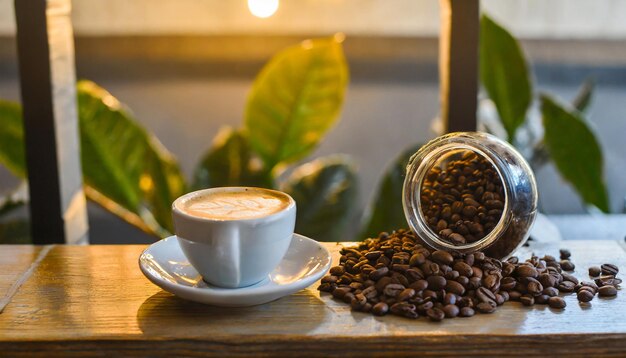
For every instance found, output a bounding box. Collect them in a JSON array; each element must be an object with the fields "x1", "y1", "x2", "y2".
[{"x1": 402, "y1": 132, "x2": 538, "y2": 259}]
